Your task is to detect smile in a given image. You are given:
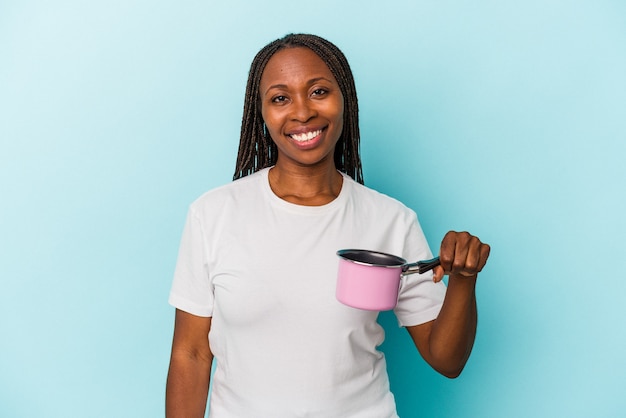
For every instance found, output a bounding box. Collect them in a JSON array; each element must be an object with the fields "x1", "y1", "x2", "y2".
[{"x1": 289, "y1": 129, "x2": 323, "y2": 142}]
